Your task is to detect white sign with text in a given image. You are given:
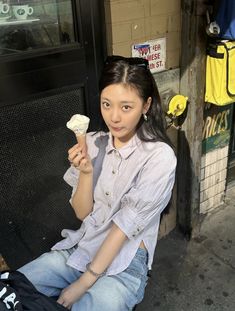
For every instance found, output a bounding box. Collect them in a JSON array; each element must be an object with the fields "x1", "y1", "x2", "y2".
[{"x1": 132, "y1": 38, "x2": 166, "y2": 73}]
